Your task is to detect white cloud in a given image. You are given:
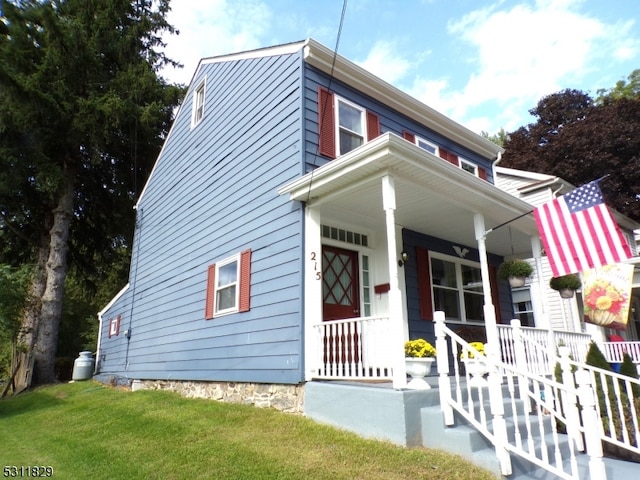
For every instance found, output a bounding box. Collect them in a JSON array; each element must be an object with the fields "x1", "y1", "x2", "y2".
[
  {"x1": 356, "y1": 40, "x2": 413, "y2": 85},
  {"x1": 161, "y1": 0, "x2": 271, "y2": 85},
  {"x1": 408, "y1": 0, "x2": 639, "y2": 133}
]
